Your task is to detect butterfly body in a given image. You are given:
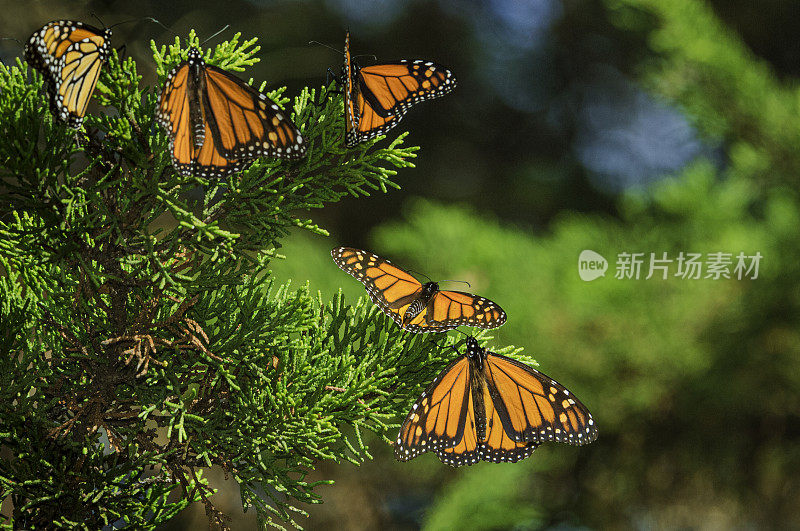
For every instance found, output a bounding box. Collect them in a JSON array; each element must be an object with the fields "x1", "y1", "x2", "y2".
[
  {"x1": 25, "y1": 20, "x2": 111, "y2": 128},
  {"x1": 331, "y1": 247, "x2": 506, "y2": 333},
  {"x1": 156, "y1": 47, "x2": 306, "y2": 178},
  {"x1": 185, "y1": 51, "x2": 207, "y2": 149},
  {"x1": 342, "y1": 32, "x2": 456, "y2": 147},
  {"x1": 397, "y1": 281, "x2": 438, "y2": 326},
  {"x1": 395, "y1": 337, "x2": 597, "y2": 466}
]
